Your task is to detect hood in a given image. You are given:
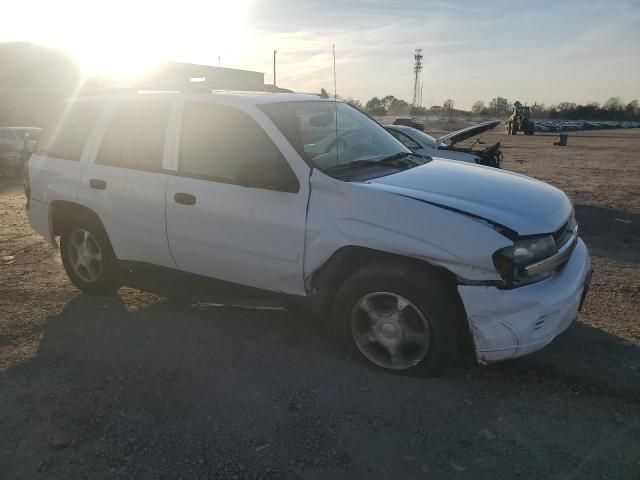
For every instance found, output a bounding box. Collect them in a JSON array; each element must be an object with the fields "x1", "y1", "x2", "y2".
[
  {"x1": 366, "y1": 158, "x2": 572, "y2": 236},
  {"x1": 436, "y1": 120, "x2": 501, "y2": 147}
]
